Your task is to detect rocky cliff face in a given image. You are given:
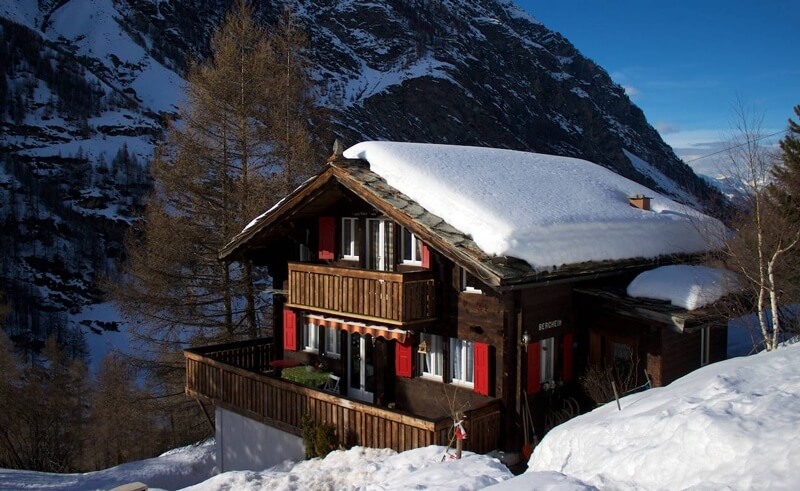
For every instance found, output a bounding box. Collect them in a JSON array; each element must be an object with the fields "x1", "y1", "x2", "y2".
[{"x1": 0, "y1": 0, "x2": 723, "y2": 352}]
